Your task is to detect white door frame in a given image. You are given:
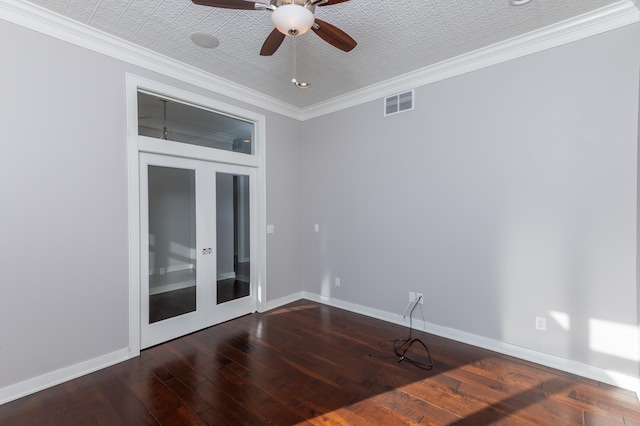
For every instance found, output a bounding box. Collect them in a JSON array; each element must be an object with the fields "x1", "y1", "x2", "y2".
[{"x1": 125, "y1": 74, "x2": 267, "y2": 358}]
